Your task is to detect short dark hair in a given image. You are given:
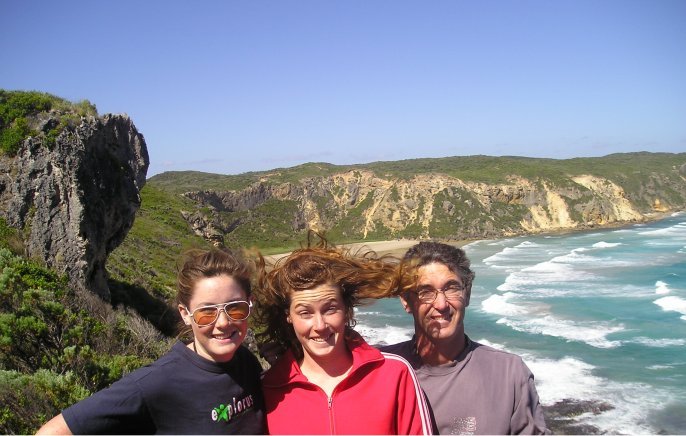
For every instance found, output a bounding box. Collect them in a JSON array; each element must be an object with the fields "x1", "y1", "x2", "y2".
[{"x1": 400, "y1": 241, "x2": 475, "y2": 293}]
